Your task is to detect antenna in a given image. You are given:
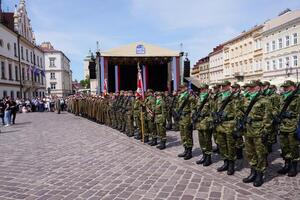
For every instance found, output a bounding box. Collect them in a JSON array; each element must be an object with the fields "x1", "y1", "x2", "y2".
[{"x1": 96, "y1": 41, "x2": 99, "y2": 52}]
